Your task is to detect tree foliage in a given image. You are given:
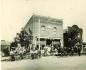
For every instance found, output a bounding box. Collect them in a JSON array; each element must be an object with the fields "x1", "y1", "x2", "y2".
[
  {"x1": 10, "y1": 28, "x2": 32, "y2": 49},
  {"x1": 64, "y1": 25, "x2": 82, "y2": 48}
]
